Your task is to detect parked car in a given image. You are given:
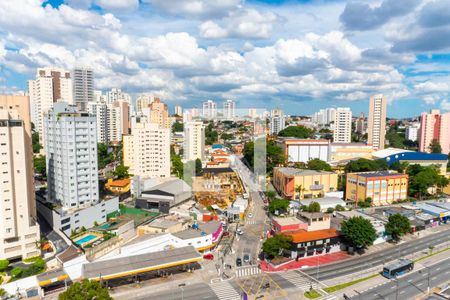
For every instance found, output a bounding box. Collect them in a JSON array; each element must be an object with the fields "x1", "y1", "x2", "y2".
[
  {"x1": 236, "y1": 228, "x2": 244, "y2": 235},
  {"x1": 203, "y1": 253, "x2": 214, "y2": 260},
  {"x1": 223, "y1": 231, "x2": 230, "y2": 237},
  {"x1": 236, "y1": 257, "x2": 242, "y2": 267},
  {"x1": 243, "y1": 254, "x2": 250, "y2": 263},
  {"x1": 247, "y1": 213, "x2": 253, "y2": 218}
]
